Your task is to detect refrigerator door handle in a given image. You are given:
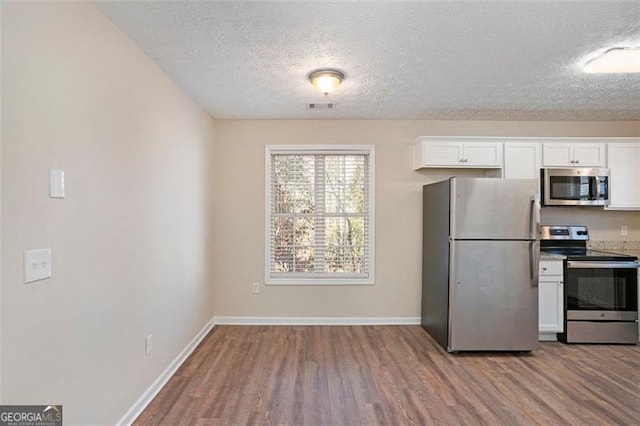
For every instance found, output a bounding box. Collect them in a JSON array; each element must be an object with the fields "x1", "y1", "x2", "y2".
[
  {"x1": 529, "y1": 241, "x2": 540, "y2": 288},
  {"x1": 529, "y1": 194, "x2": 540, "y2": 240}
]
